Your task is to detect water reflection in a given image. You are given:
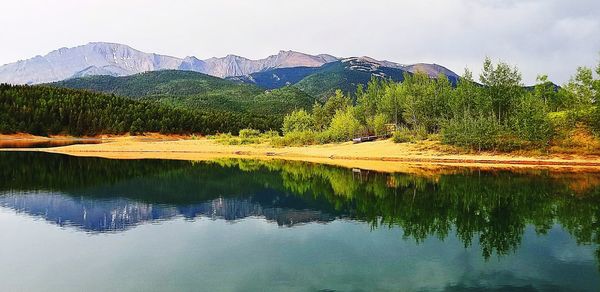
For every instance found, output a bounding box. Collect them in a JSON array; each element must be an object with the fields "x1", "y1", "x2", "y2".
[
  {"x1": 1, "y1": 152, "x2": 599, "y2": 262},
  {"x1": 0, "y1": 139, "x2": 102, "y2": 148},
  {"x1": 0, "y1": 191, "x2": 336, "y2": 232}
]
